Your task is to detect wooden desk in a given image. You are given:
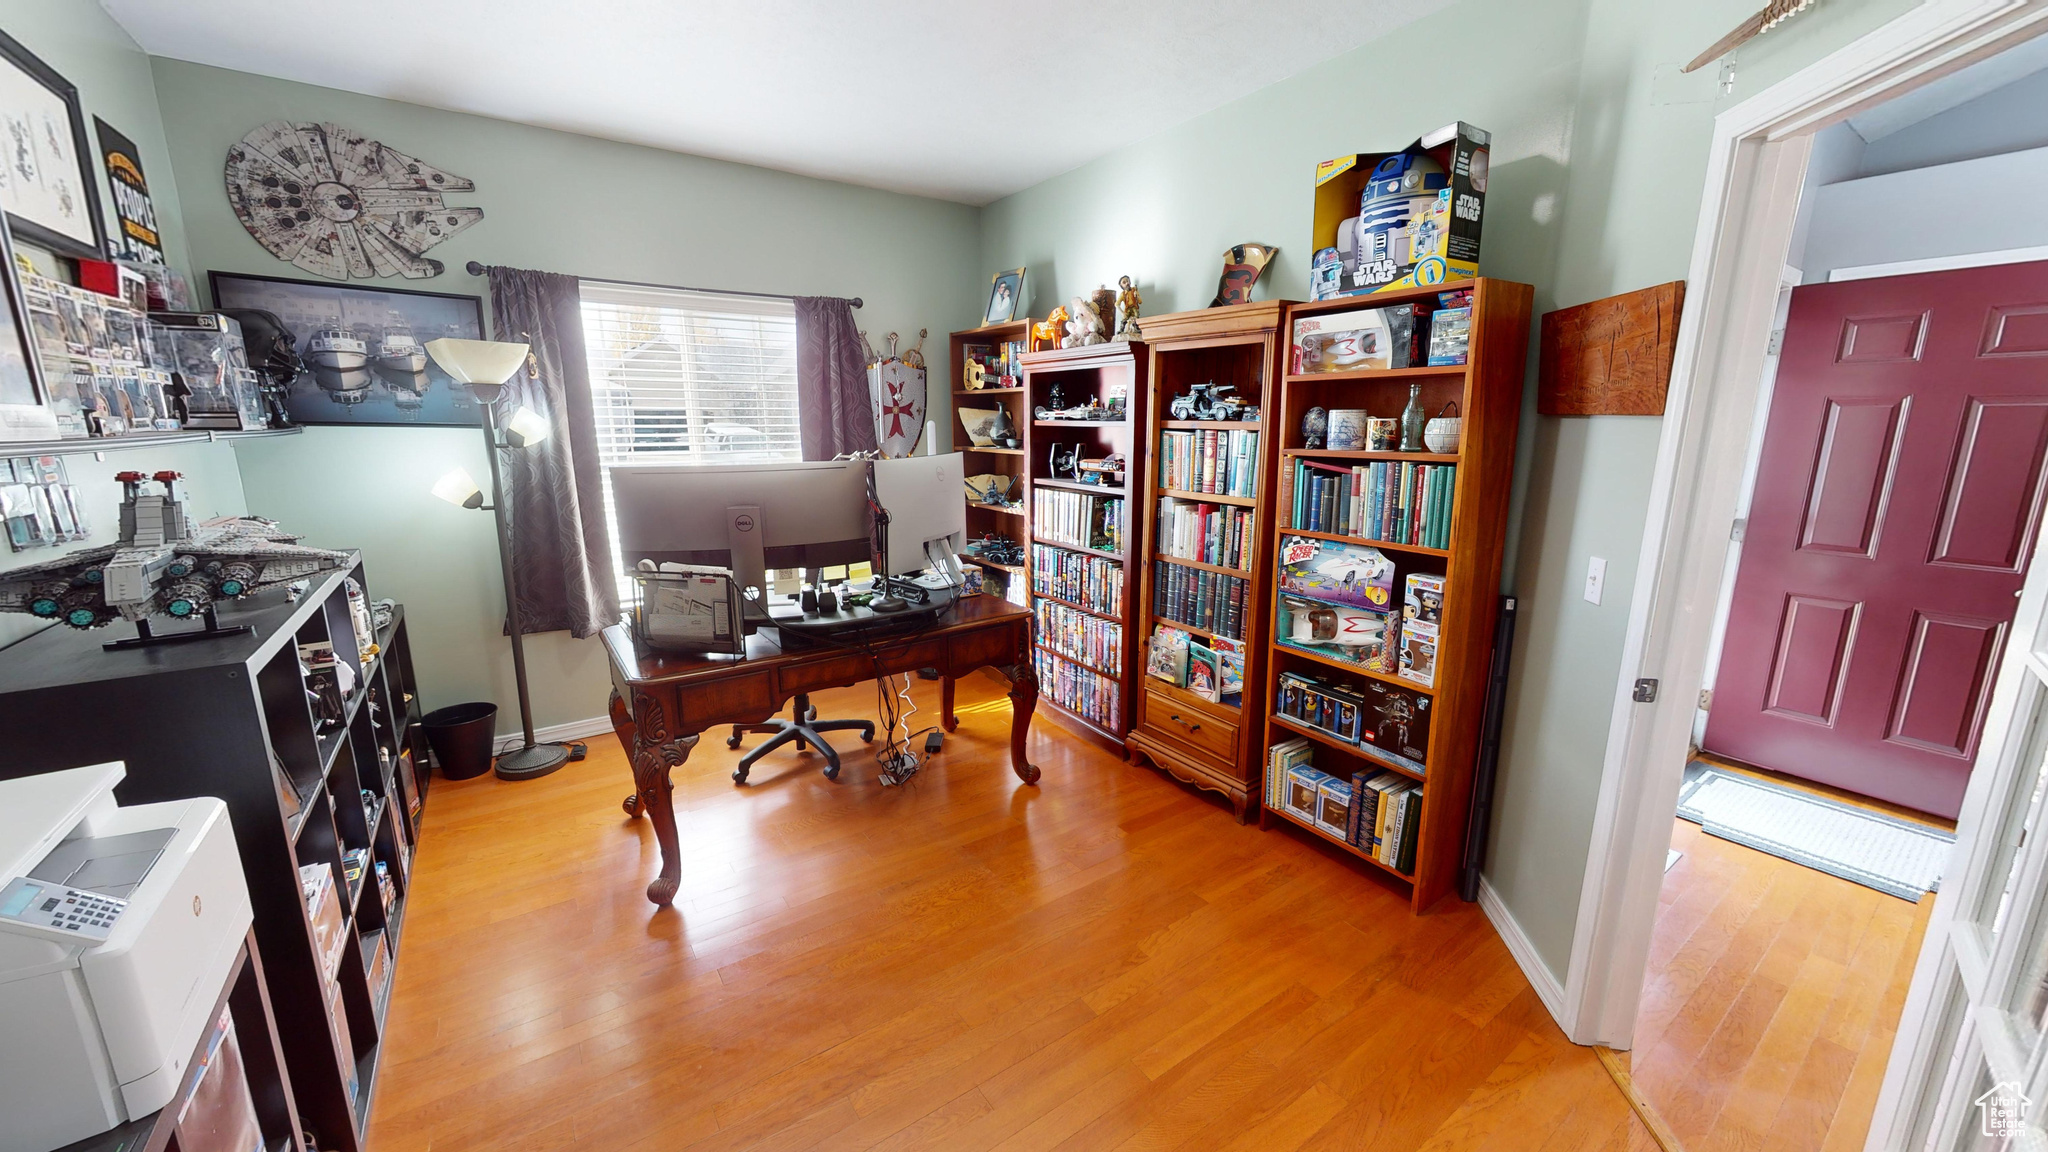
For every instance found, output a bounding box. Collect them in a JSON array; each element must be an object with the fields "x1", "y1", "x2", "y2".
[{"x1": 603, "y1": 596, "x2": 1041, "y2": 905}]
